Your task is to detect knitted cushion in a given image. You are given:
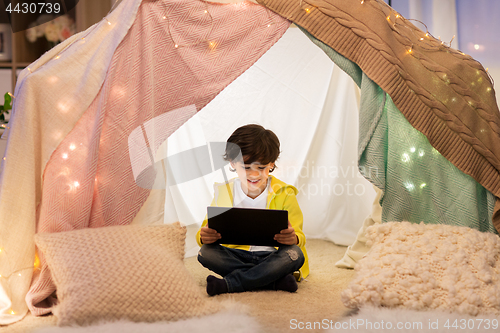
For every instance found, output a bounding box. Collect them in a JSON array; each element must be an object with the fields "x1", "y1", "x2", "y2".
[
  {"x1": 35, "y1": 223, "x2": 221, "y2": 326},
  {"x1": 341, "y1": 222, "x2": 500, "y2": 315}
]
